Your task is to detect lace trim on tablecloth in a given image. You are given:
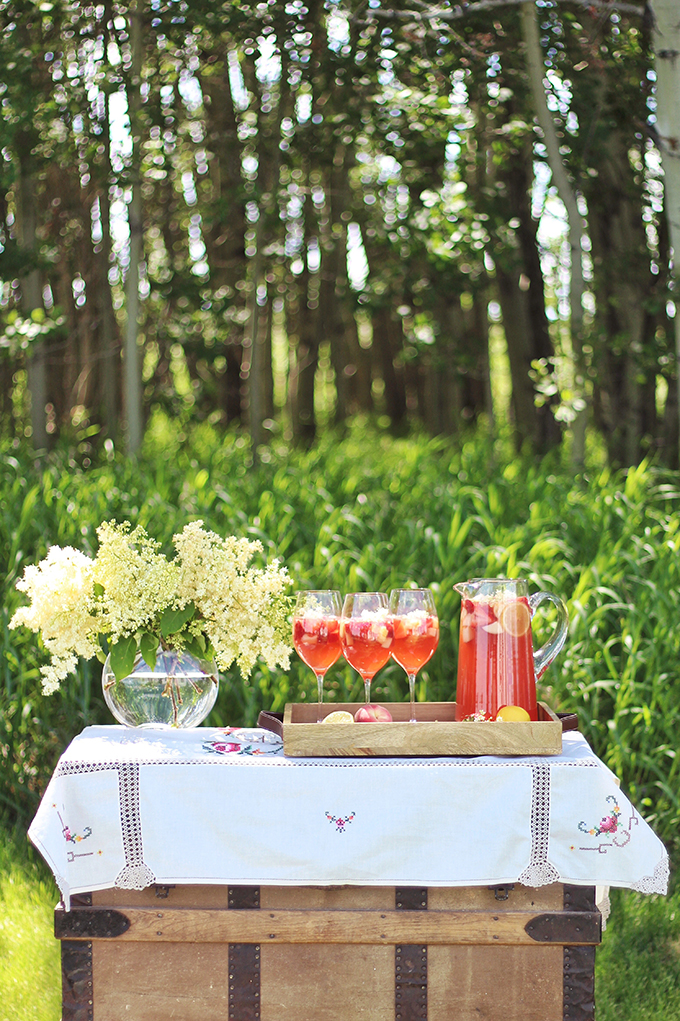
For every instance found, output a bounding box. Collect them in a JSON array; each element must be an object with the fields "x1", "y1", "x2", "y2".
[
  {"x1": 55, "y1": 760, "x2": 120, "y2": 777},
  {"x1": 55, "y1": 756, "x2": 602, "y2": 772},
  {"x1": 630, "y1": 854, "x2": 670, "y2": 896},
  {"x1": 114, "y1": 762, "x2": 156, "y2": 890},
  {"x1": 517, "y1": 763, "x2": 561, "y2": 887},
  {"x1": 54, "y1": 871, "x2": 70, "y2": 910},
  {"x1": 50, "y1": 759, "x2": 156, "y2": 895}
]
